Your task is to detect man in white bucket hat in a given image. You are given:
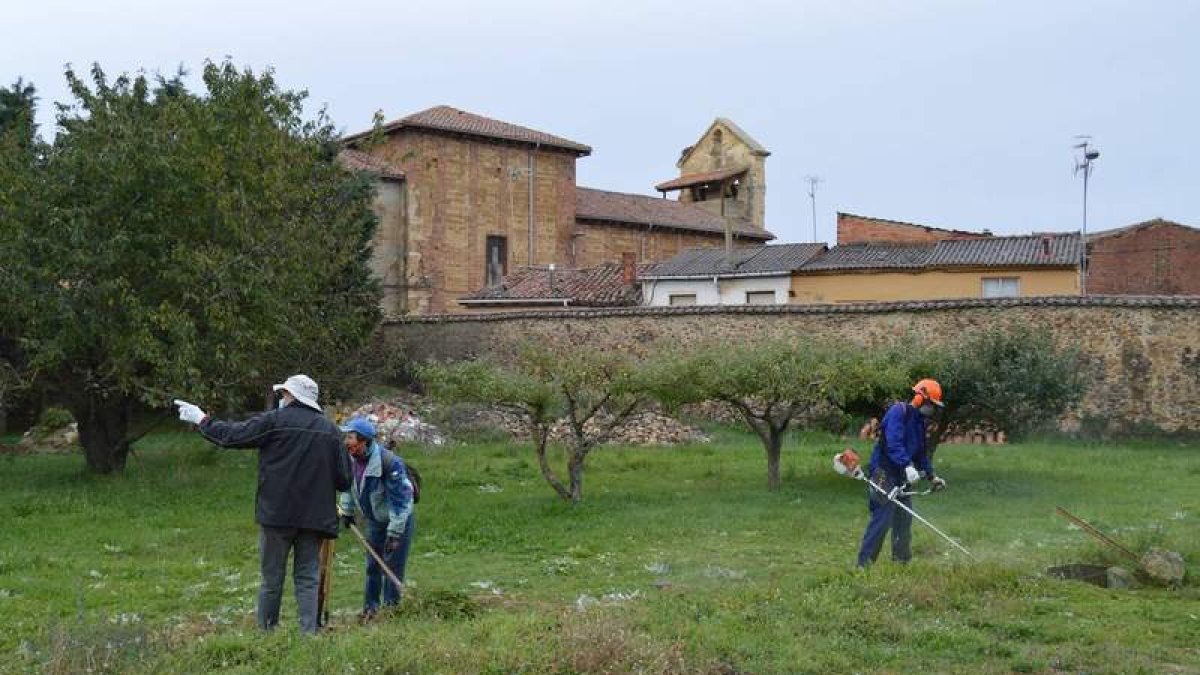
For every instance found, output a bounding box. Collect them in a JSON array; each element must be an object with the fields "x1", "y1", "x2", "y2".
[{"x1": 174, "y1": 374, "x2": 350, "y2": 634}]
